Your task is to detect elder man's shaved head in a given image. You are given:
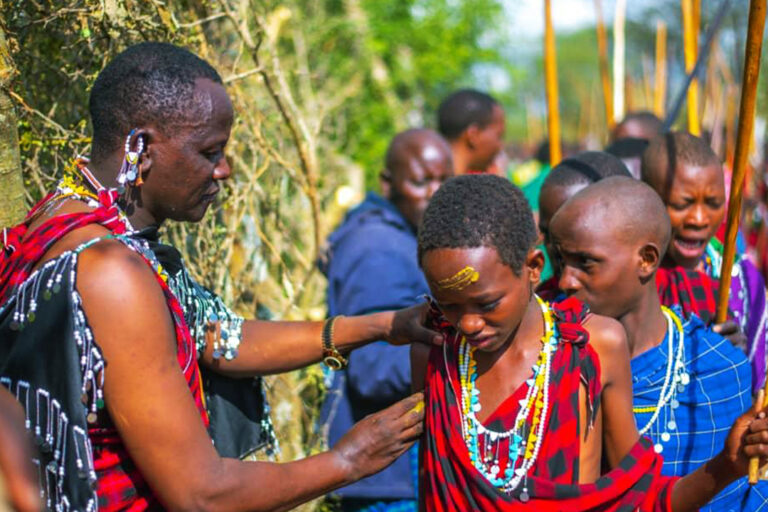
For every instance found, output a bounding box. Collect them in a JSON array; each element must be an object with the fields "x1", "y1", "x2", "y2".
[{"x1": 380, "y1": 128, "x2": 453, "y2": 229}]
